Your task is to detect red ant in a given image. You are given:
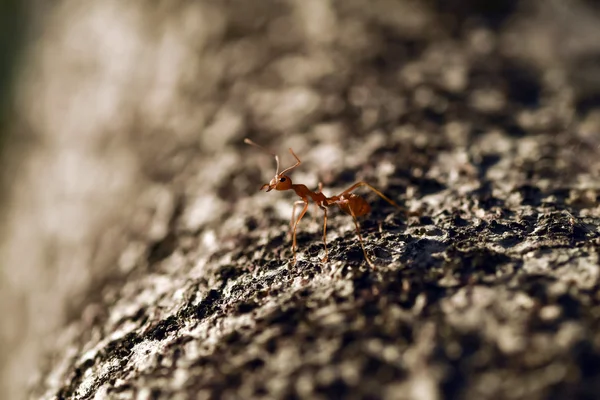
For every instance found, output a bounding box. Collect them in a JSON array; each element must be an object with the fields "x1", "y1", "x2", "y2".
[{"x1": 245, "y1": 138, "x2": 413, "y2": 268}]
